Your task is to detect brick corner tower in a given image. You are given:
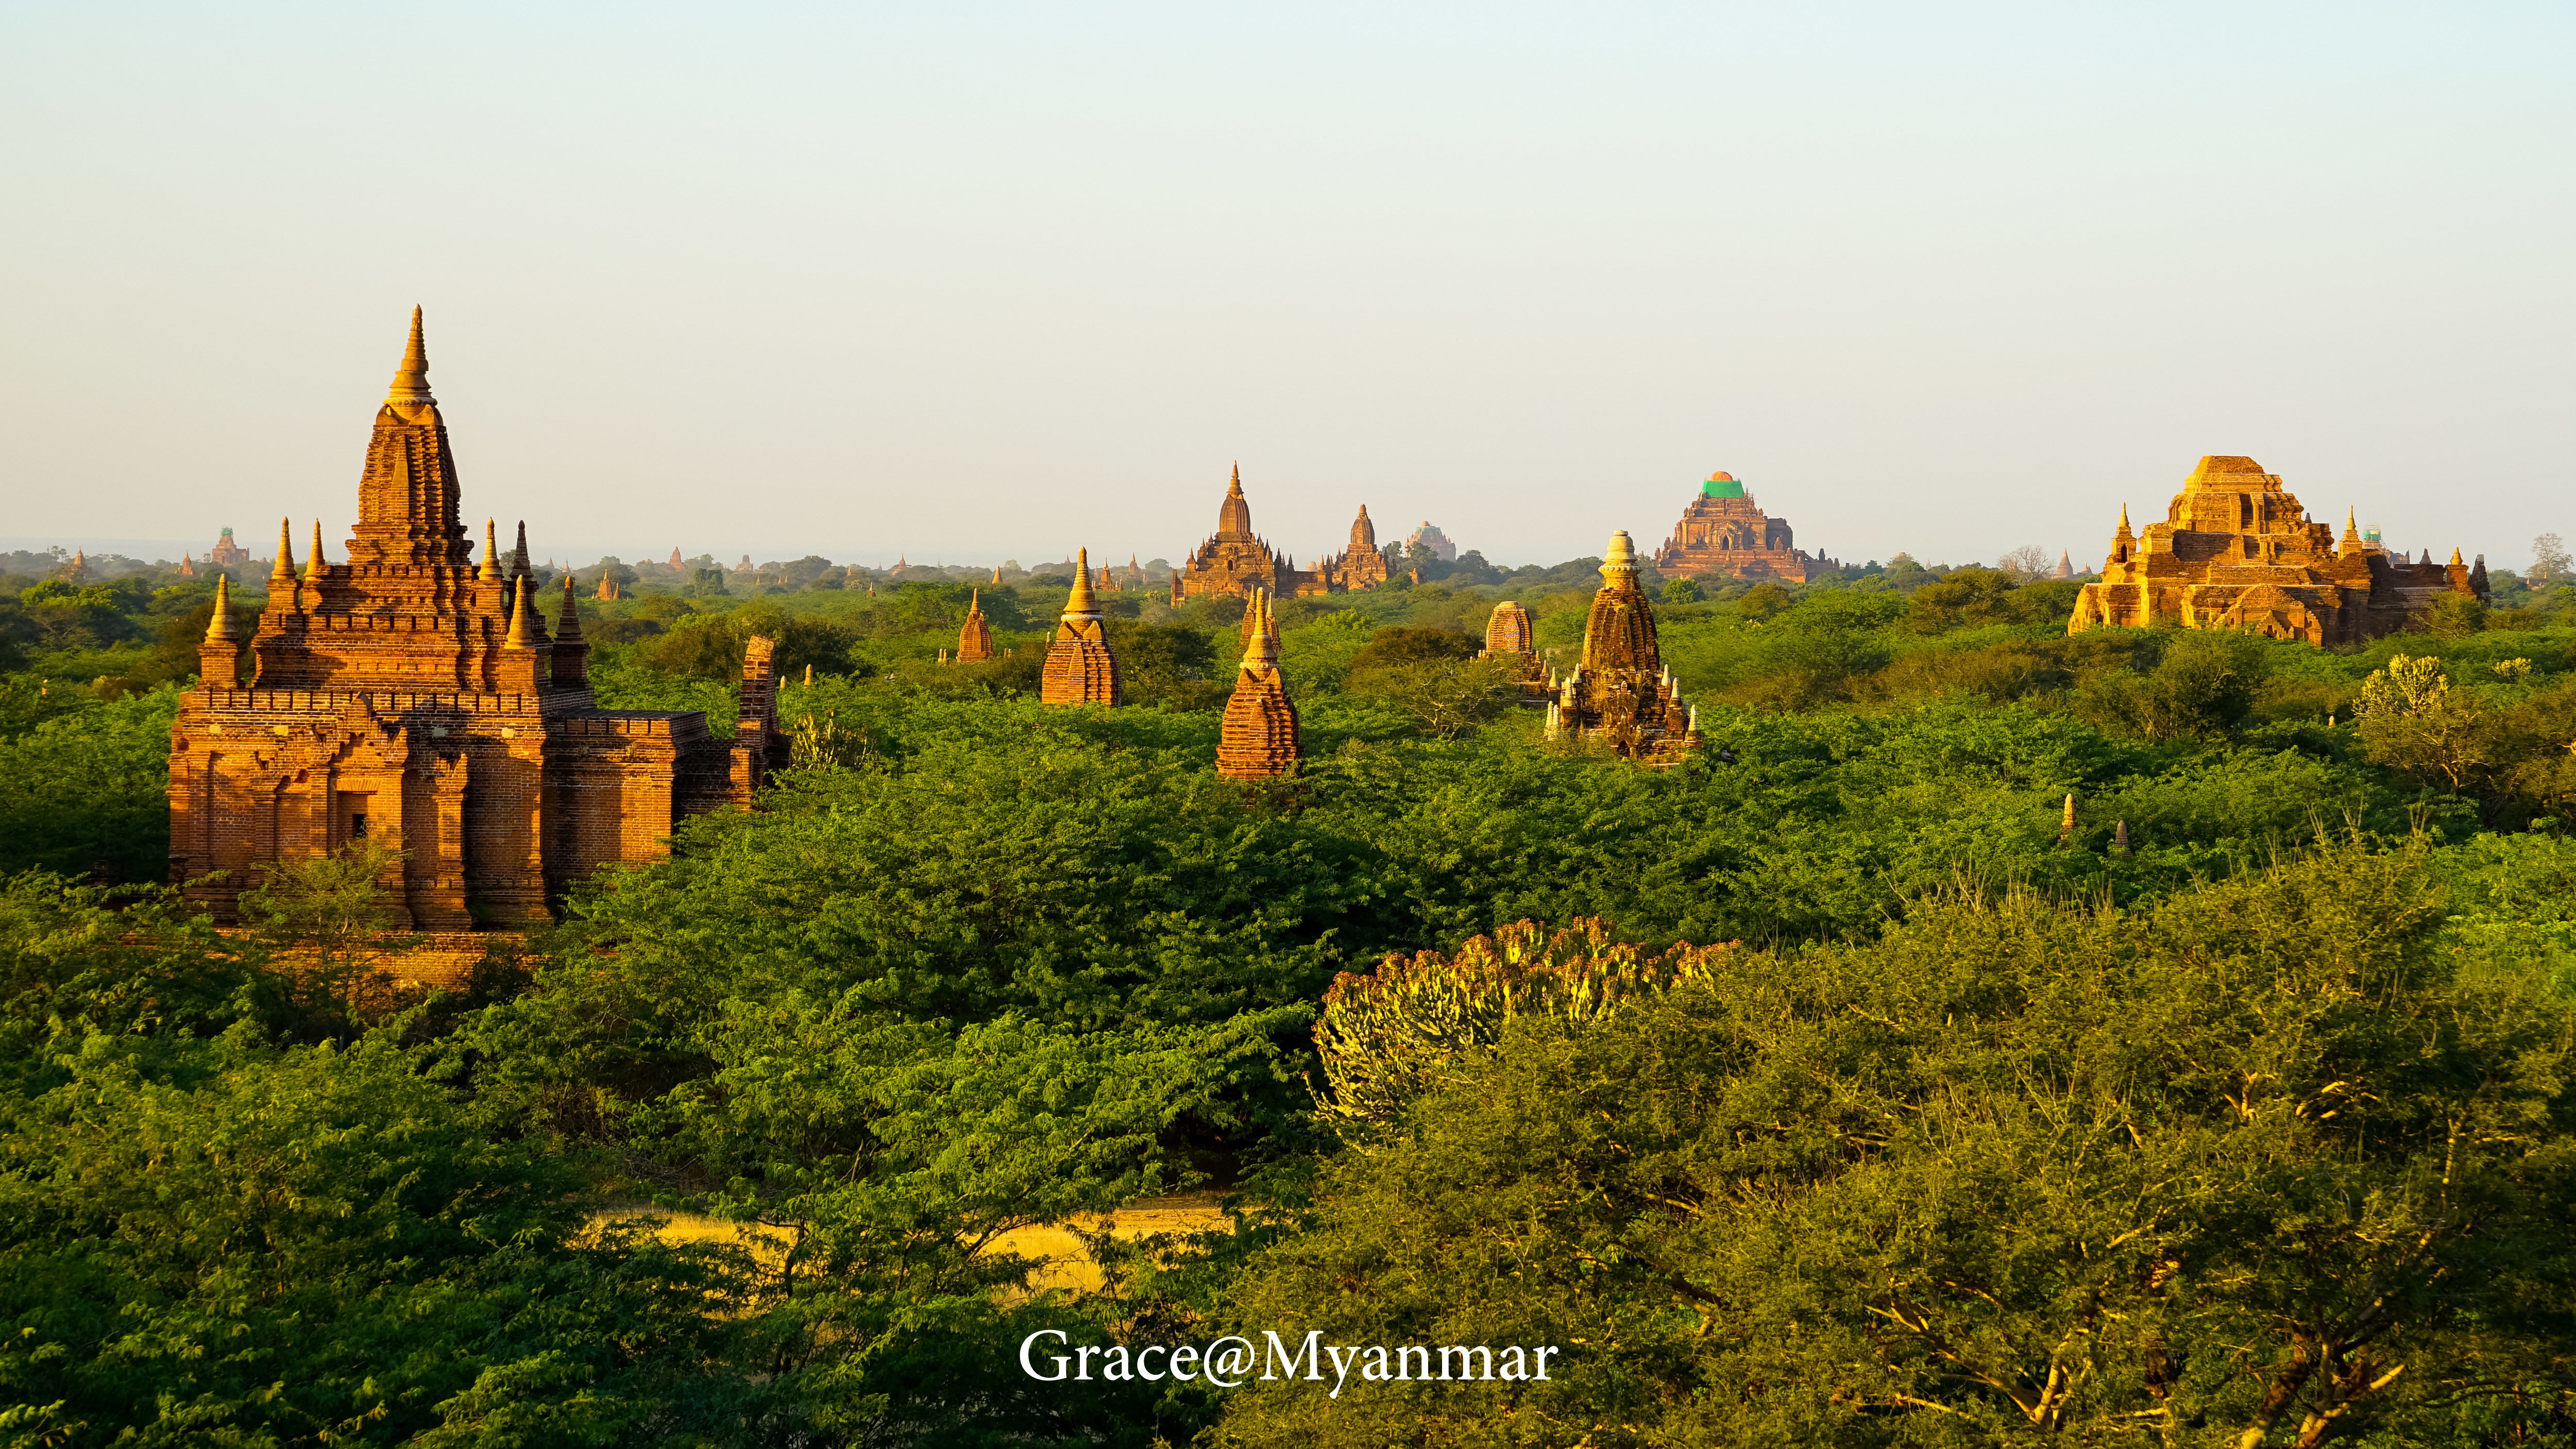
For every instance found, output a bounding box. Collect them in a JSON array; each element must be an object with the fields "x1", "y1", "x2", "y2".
[
  {"x1": 166, "y1": 308, "x2": 767, "y2": 927},
  {"x1": 1040, "y1": 548, "x2": 1122, "y2": 706}
]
